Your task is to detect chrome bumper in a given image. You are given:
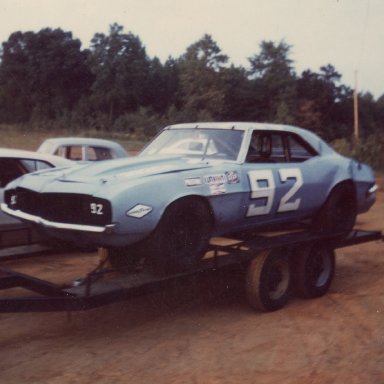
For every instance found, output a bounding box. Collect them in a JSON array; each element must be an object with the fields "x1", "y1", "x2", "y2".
[{"x1": 1, "y1": 203, "x2": 115, "y2": 233}]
